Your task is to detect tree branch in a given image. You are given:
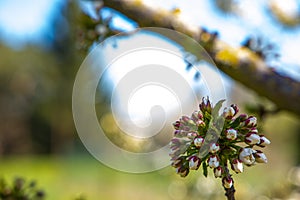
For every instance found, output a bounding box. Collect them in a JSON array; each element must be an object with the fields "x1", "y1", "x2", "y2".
[{"x1": 102, "y1": 0, "x2": 300, "y2": 117}]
